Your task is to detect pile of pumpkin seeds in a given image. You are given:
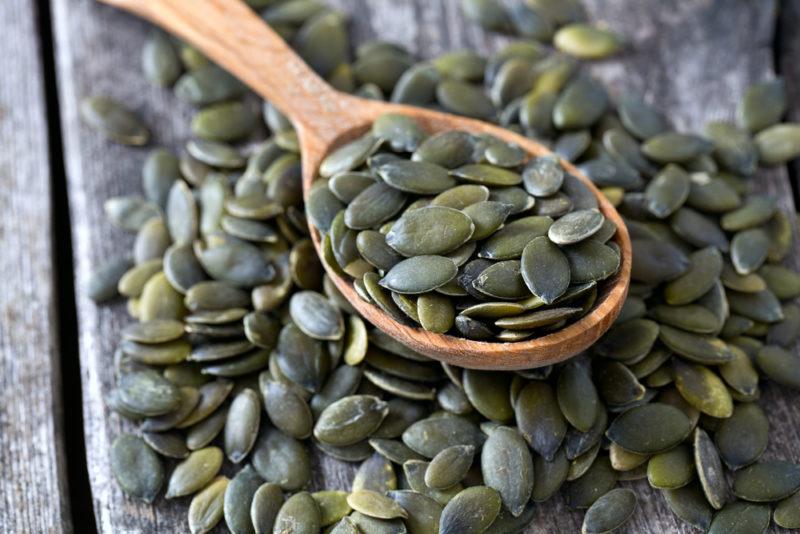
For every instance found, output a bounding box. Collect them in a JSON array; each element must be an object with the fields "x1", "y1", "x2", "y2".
[
  {"x1": 309, "y1": 114, "x2": 620, "y2": 340},
  {"x1": 84, "y1": 0, "x2": 800, "y2": 532}
]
